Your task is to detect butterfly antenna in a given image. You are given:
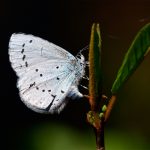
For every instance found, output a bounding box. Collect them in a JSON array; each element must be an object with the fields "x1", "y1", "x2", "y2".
[
  {"x1": 76, "y1": 45, "x2": 89, "y2": 57},
  {"x1": 79, "y1": 45, "x2": 89, "y2": 54}
]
